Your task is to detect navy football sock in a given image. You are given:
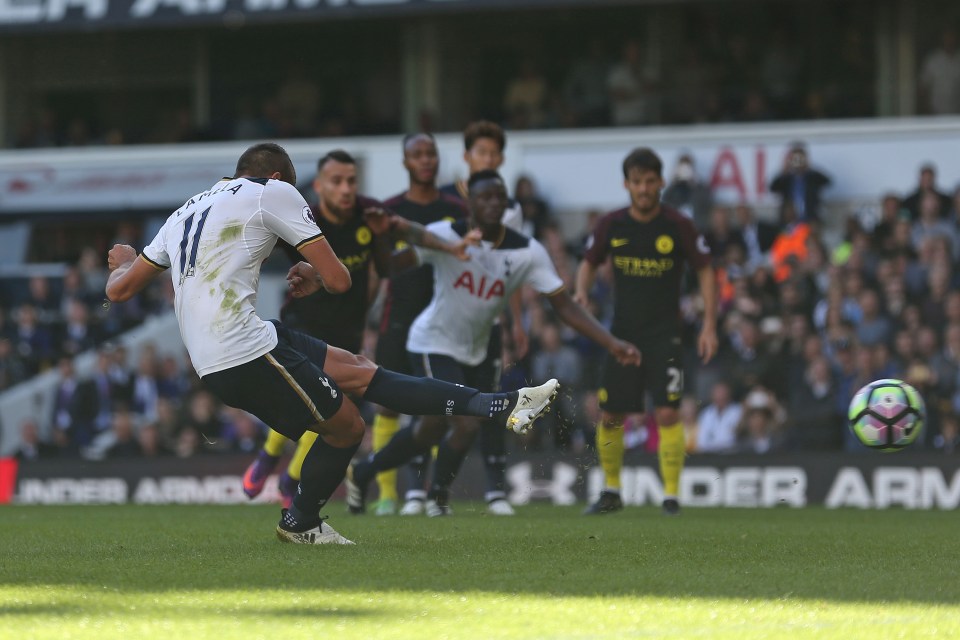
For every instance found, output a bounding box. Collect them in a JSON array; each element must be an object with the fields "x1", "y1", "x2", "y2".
[
  {"x1": 364, "y1": 367, "x2": 515, "y2": 419},
  {"x1": 429, "y1": 439, "x2": 469, "y2": 499},
  {"x1": 290, "y1": 435, "x2": 359, "y2": 524},
  {"x1": 480, "y1": 419, "x2": 507, "y2": 499}
]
